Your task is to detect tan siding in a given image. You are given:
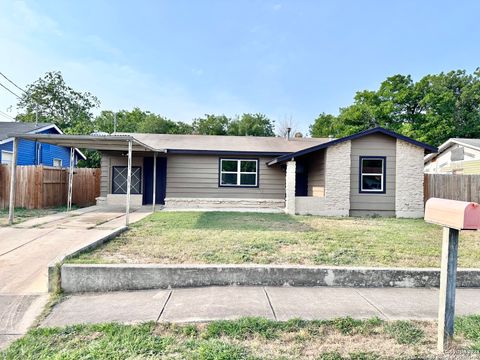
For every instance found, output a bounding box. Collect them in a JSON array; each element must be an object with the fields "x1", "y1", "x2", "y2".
[
  {"x1": 100, "y1": 153, "x2": 144, "y2": 195},
  {"x1": 166, "y1": 154, "x2": 285, "y2": 199},
  {"x1": 307, "y1": 151, "x2": 325, "y2": 197},
  {"x1": 350, "y1": 134, "x2": 396, "y2": 214}
]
